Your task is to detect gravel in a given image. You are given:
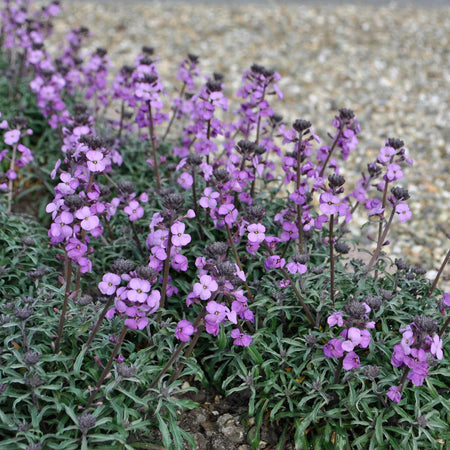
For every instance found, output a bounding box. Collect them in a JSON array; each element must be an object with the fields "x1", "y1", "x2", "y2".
[{"x1": 42, "y1": 1, "x2": 449, "y2": 286}]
